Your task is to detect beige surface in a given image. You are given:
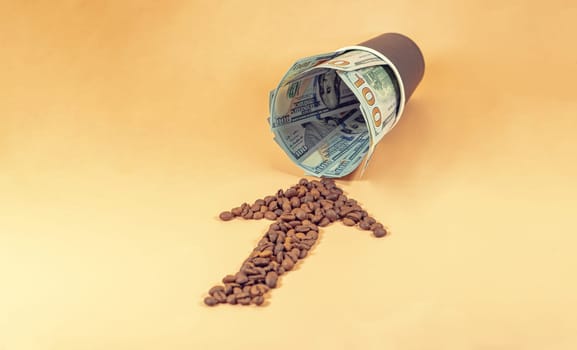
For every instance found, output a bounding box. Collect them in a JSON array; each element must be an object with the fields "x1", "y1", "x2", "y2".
[{"x1": 1, "y1": 1, "x2": 577, "y2": 349}]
